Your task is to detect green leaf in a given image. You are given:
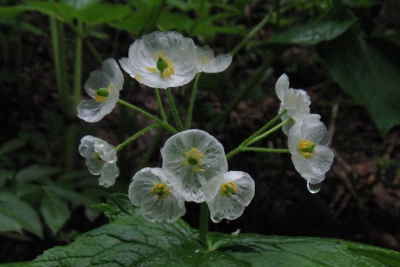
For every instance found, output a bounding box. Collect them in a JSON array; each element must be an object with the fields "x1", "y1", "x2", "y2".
[
  {"x1": 0, "y1": 5, "x2": 30, "y2": 19},
  {"x1": 15, "y1": 165, "x2": 60, "y2": 183},
  {"x1": 30, "y1": 194, "x2": 400, "y2": 267},
  {"x1": 0, "y1": 138, "x2": 26, "y2": 157},
  {"x1": 75, "y1": 4, "x2": 132, "y2": 26},
  {"x1": 255, "y1": 9, "x2": 356, "y2": 46},
  {"x1": 39, "y1": 190, "x2": 70, "y2": 235},
  {"x1": 0, "y1": 192, "x2": 43, "y2": 238},
  {"x1": 317, "y1": 27, "x2": 400, "y2": 133},
  {"x1": 0, "y1": 206, "x2": 23, "y2": 235}
]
